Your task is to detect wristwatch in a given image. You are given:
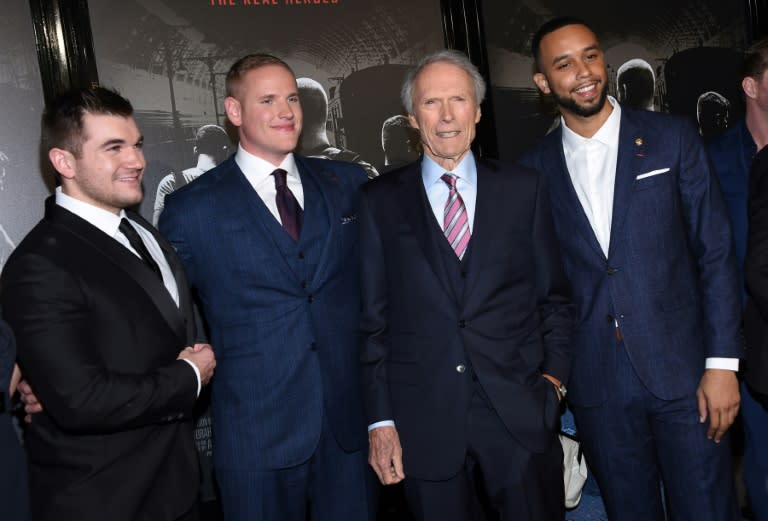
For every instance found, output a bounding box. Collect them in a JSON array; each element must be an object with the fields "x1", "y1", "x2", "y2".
[{"x1": 542, "y1": 374, "x2": 567, "y2": 399}]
